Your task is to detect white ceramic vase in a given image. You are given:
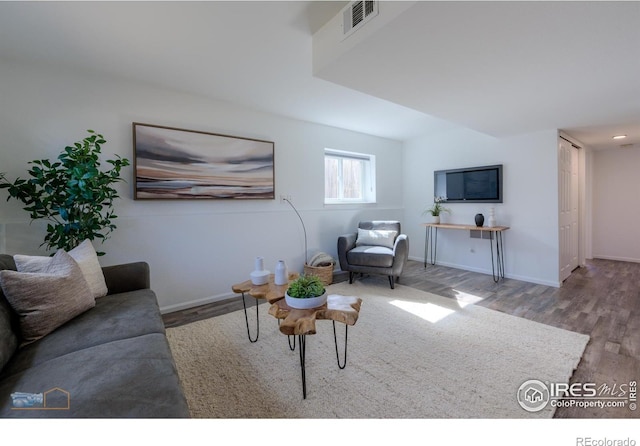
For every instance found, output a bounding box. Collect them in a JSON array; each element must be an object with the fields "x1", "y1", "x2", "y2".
[
  {"x1": 250, "y1": 256, "x2": 269, "y2": 285},
  {"x1": 488, "y1": 208, "x2": 496, "y2": 228},
  {"x1": 274, "y1": 260, "x2": 288, "y2": 285}
]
